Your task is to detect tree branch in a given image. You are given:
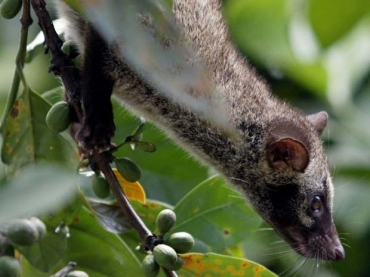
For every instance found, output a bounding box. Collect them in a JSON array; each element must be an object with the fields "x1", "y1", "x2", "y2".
[
  {"x1": 30, "y1": 4, "x2": 178, "y2": 277},
  {"x1": 30, "y1": 0, "x2": 153, "y2": 242}
]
